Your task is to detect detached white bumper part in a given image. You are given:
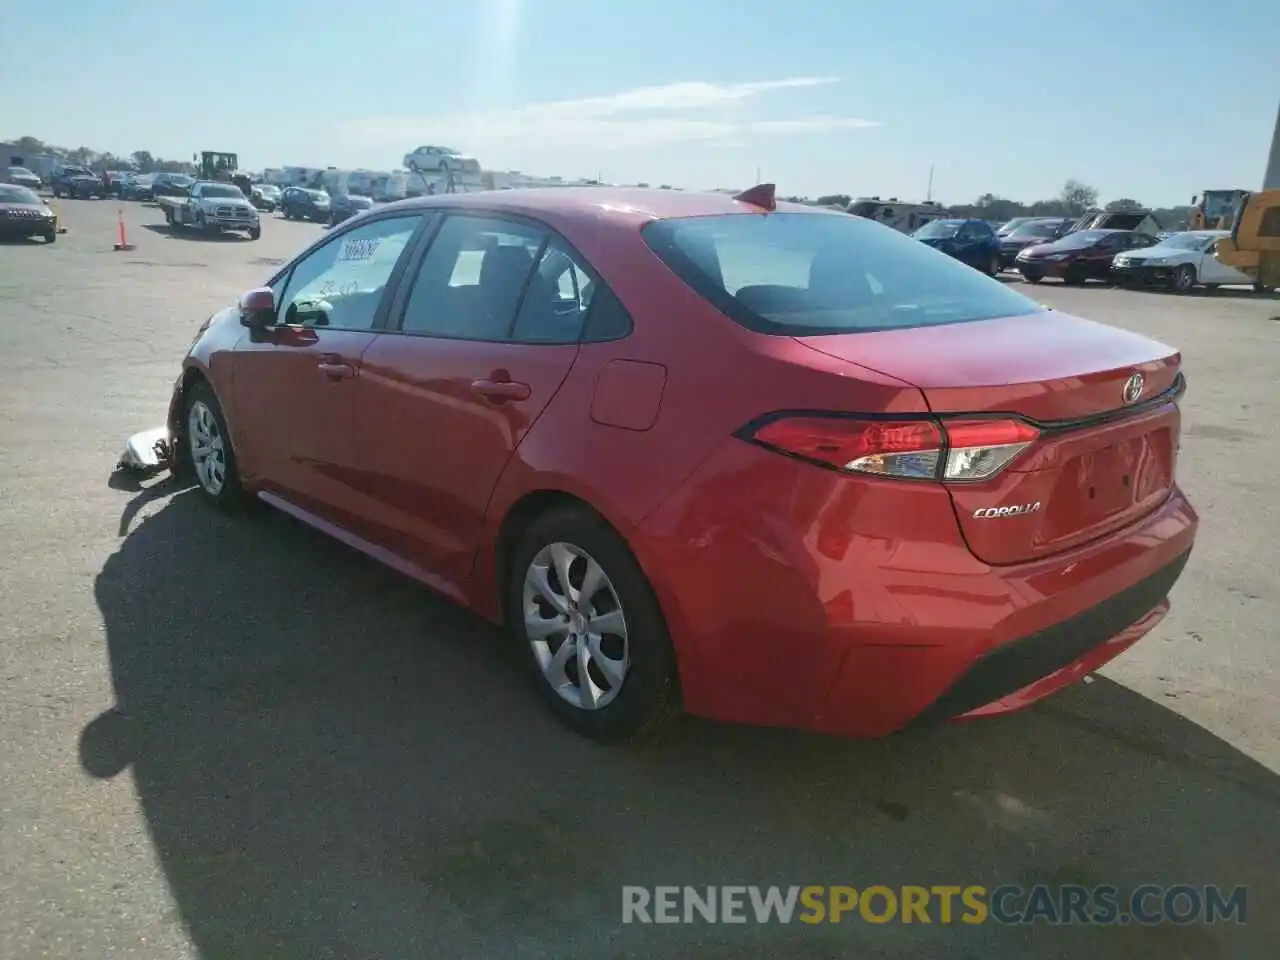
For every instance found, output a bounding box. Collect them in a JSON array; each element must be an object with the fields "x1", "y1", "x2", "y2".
[{"x1": 117, "y1": 426, "x2": 173, "y2": 474}]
